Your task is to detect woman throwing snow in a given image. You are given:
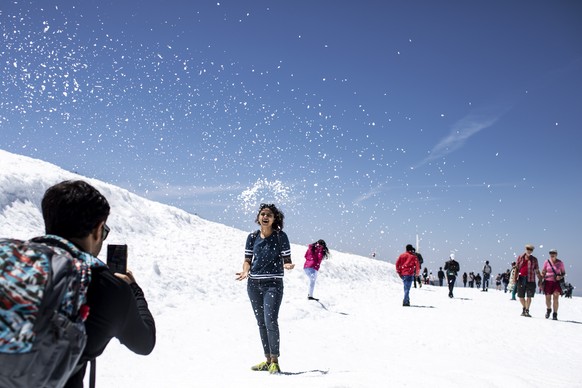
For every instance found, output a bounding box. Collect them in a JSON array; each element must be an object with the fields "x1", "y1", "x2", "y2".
[
  {"x1": 304, "y1": 239, "x2": 330, "y2": 301},
  {"x1": 236, "y1": 203, "x2": 294, "y2": 374}
]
